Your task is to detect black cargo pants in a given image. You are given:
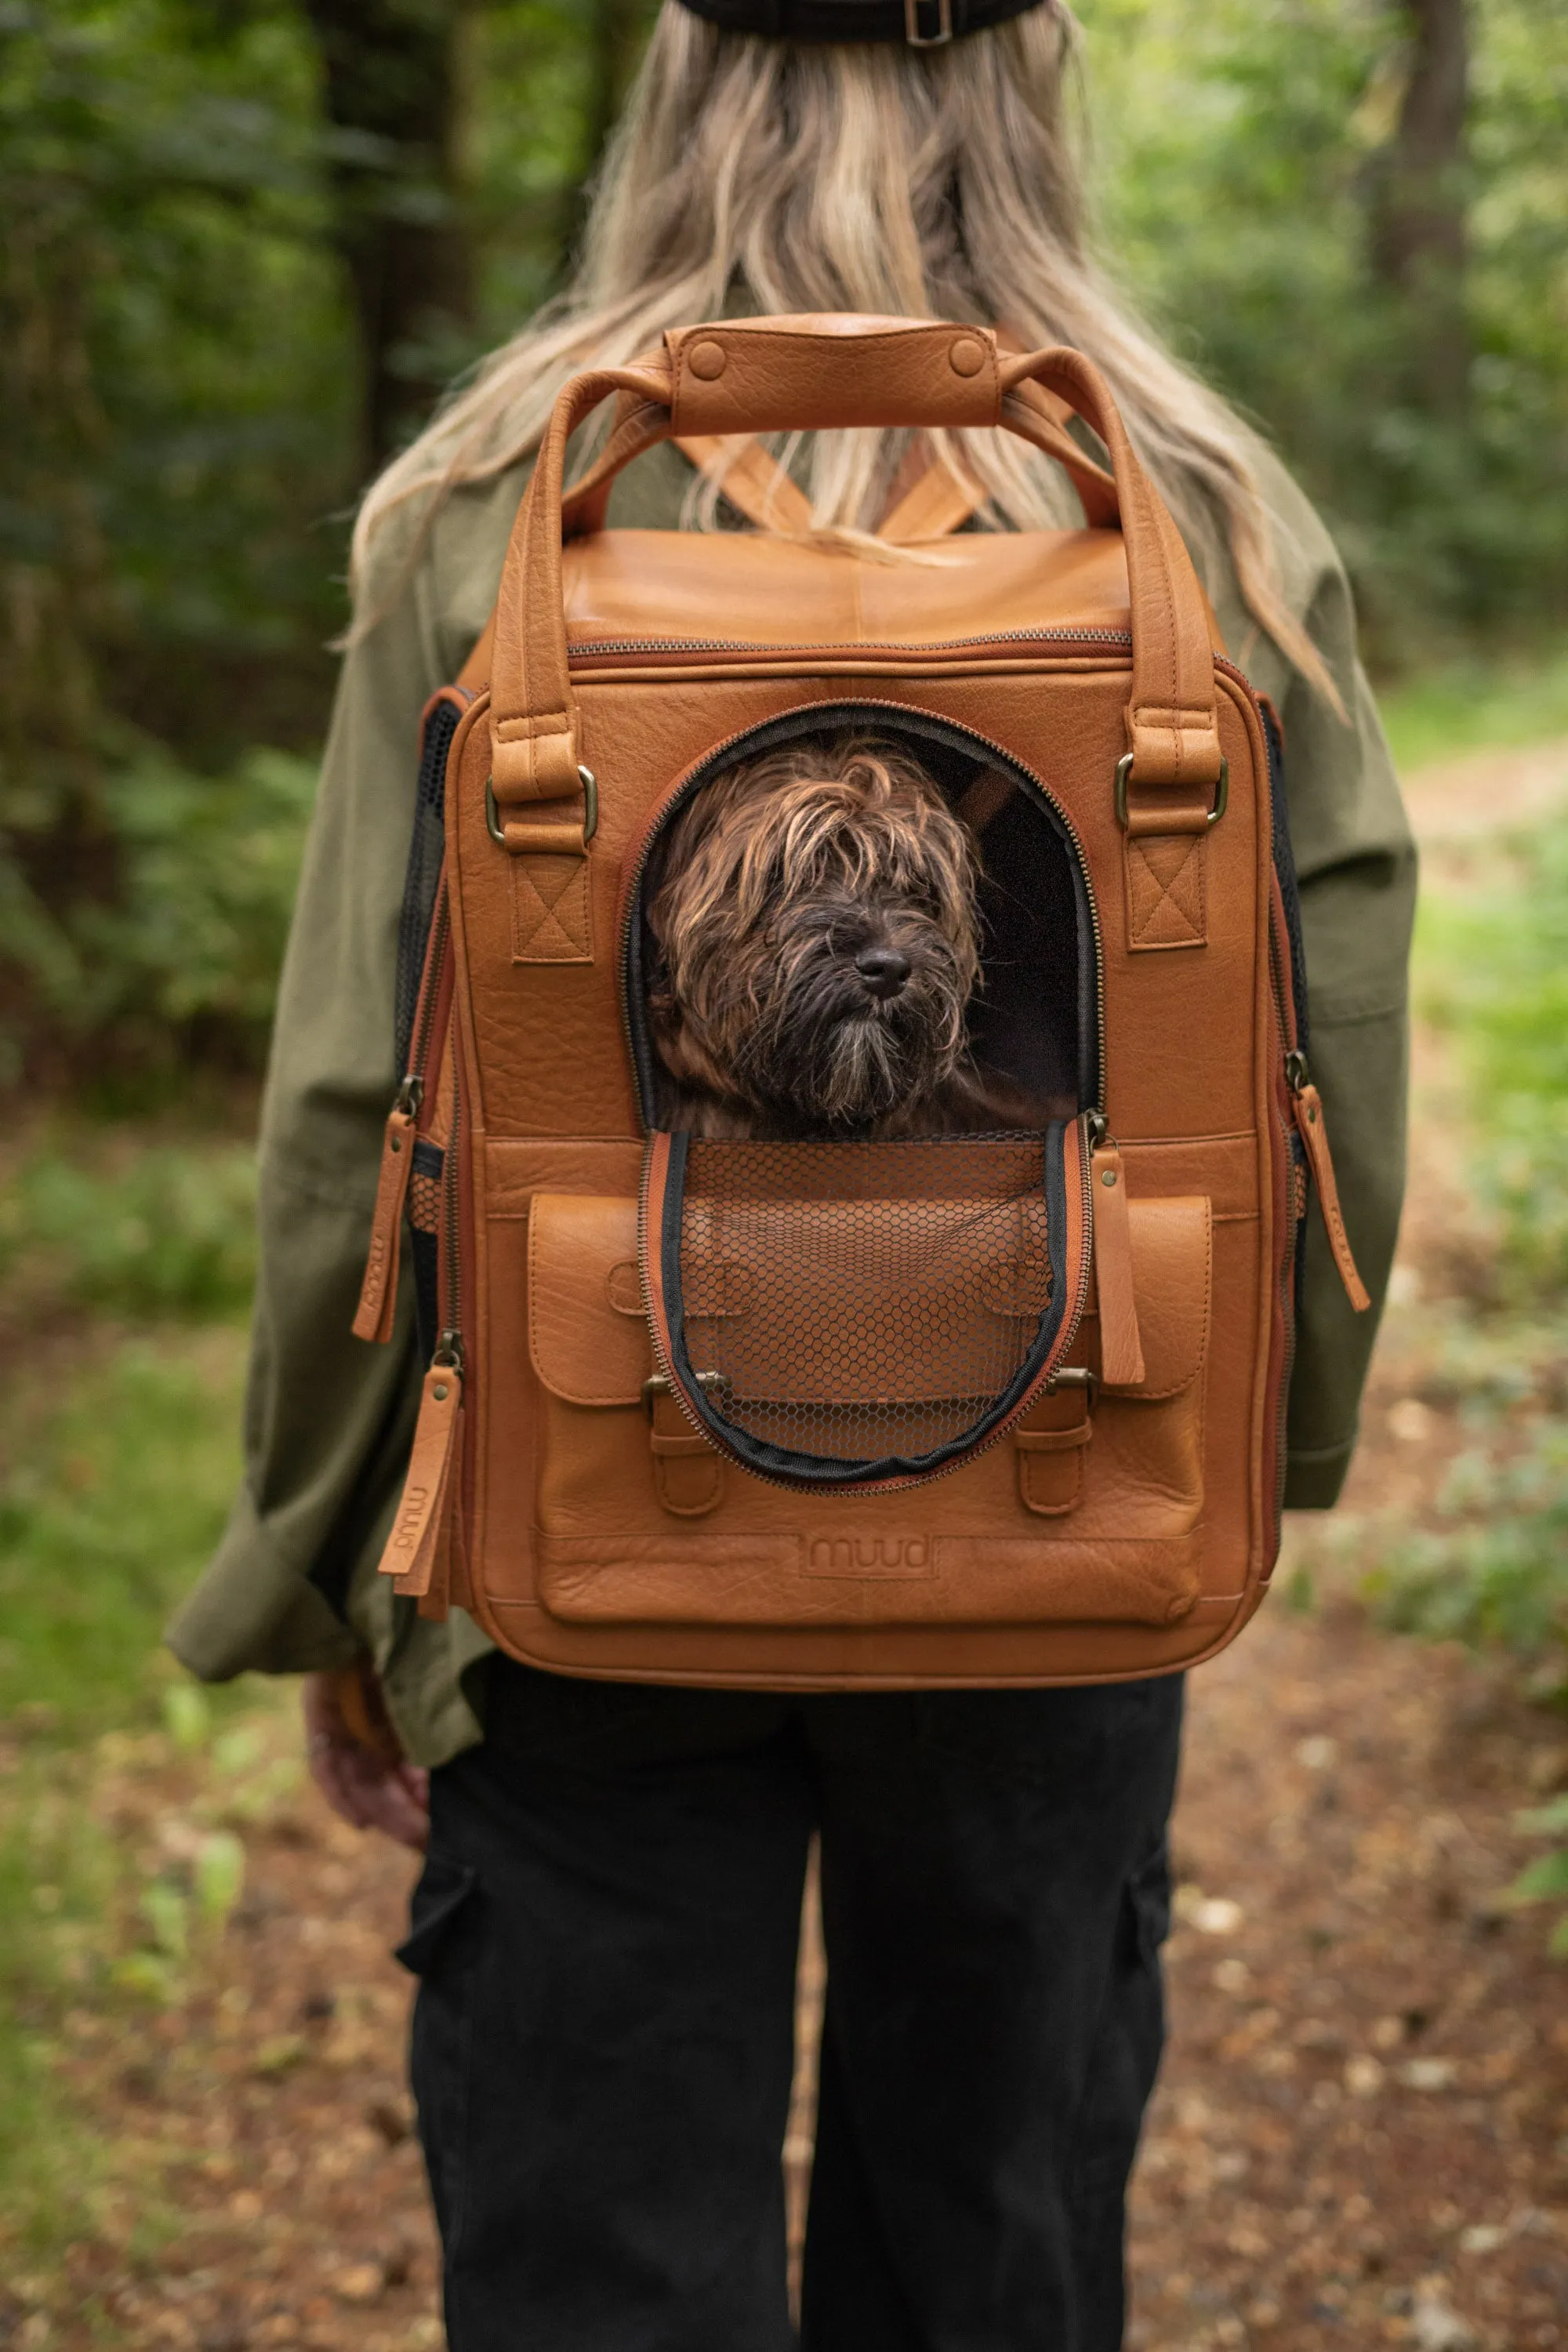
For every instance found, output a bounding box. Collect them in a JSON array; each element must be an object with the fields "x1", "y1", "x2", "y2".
[{"x1": 399, "y1": 1661, "x2": 1182, "y2": 2352}]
